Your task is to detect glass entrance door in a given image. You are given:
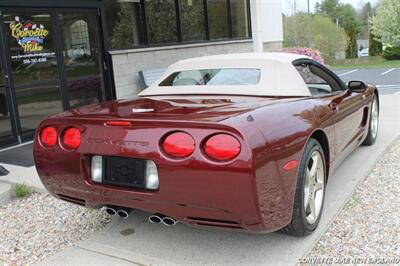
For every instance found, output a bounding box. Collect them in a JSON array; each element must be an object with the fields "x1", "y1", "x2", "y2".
[
  {"x1": 2, "y1": 11, "x2": 64, "y2": 137},
  {"x1": 0, "y1": 53, "x2": 15, "y2": 144},
  {"x1": 58, "y1": 12, "x2": 105, "y2": 108},
  {"x1": 0, "y1": 8, "x2": 108, "y2": 145}
]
